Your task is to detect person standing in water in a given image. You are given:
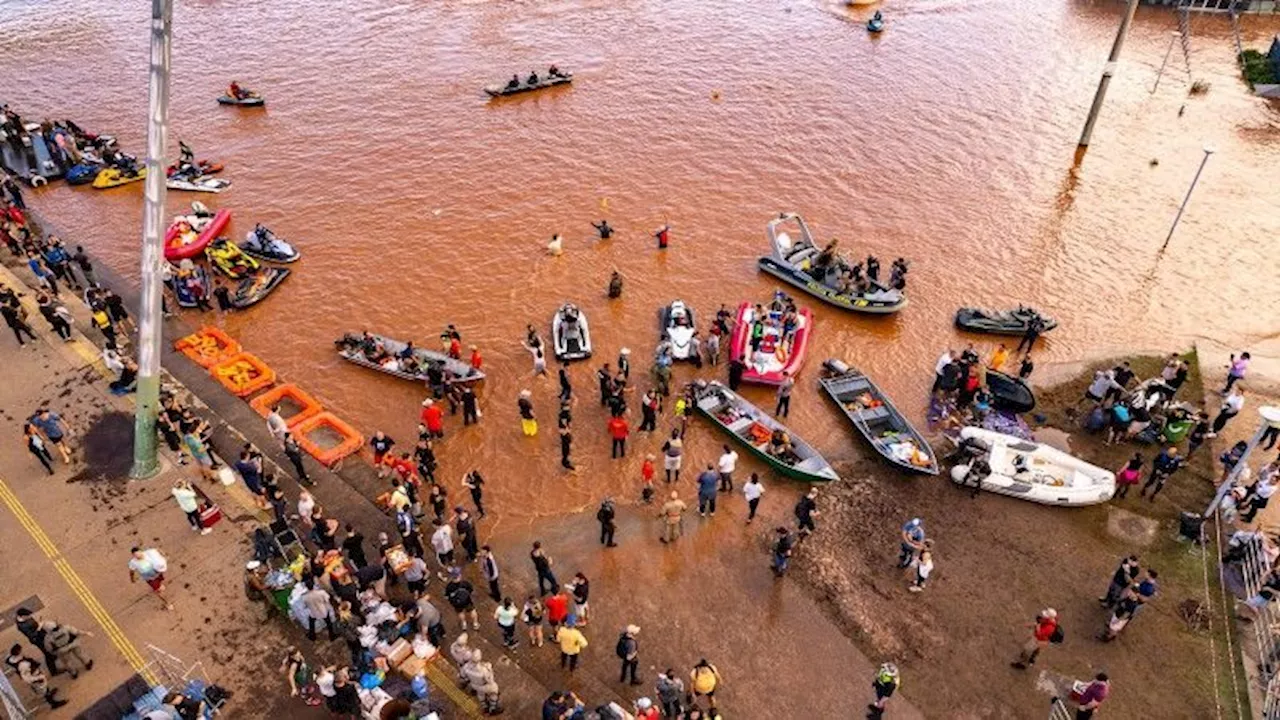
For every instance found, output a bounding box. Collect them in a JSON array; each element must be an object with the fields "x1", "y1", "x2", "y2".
[
  {"x1": 517, "y1": 390, "x2": 537, "y2": 436},
  {"x1": 654, "y1": 224, "x2": 670, "y2": 249},
  {"x1": 592, "y1": 220, "x2": 614, "y2": 240}
]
